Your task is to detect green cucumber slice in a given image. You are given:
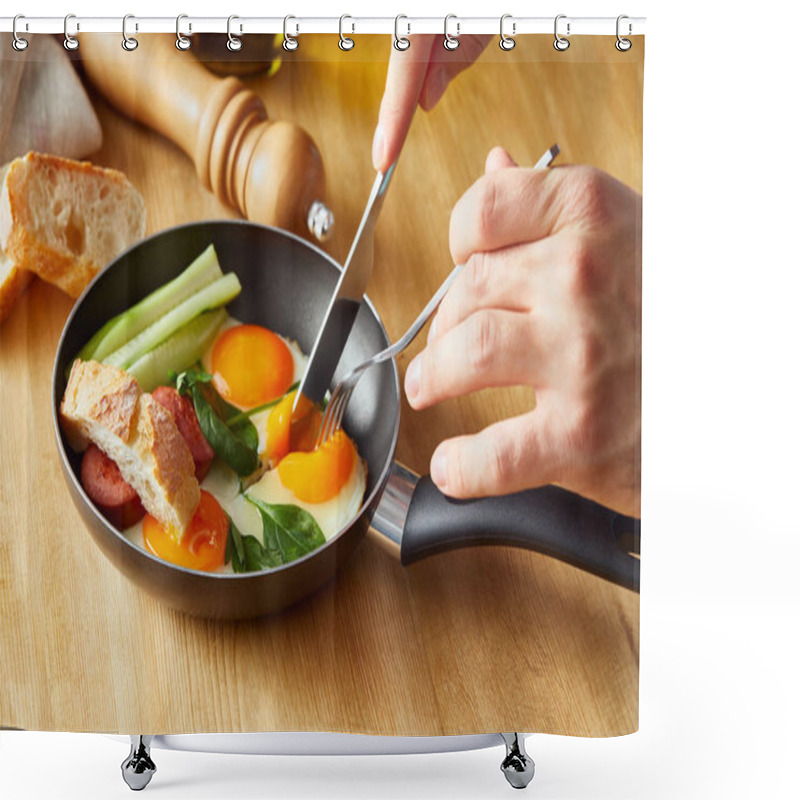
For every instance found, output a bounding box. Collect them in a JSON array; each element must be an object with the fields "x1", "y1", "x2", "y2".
[
  {"x1": 104, "y1": 273, "x2": 241, "y2": 370},
  {"x1": 126, "y1": 309, "x2": 226, "y2": 392},
  {"x1": 78, "y1": 244, "x2": 223, "y2": 363}
]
